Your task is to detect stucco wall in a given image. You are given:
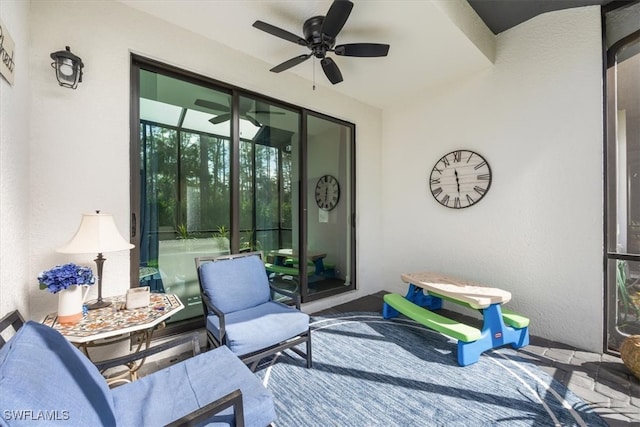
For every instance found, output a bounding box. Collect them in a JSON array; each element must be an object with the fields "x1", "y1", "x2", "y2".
[
  {"x1": 381, "y1": 6, "x2": 603, "y2": 351},
  {"x1": 0, "y1": 0, "x2": 31, "y2": 318}
]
